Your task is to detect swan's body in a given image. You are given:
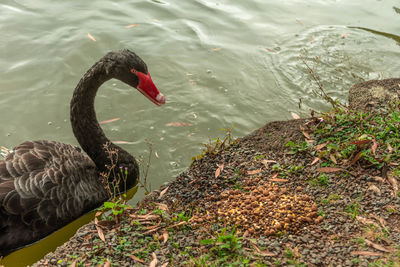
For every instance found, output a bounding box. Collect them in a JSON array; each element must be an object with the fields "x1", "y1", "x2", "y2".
[{"x1": 0, "y1": 50, "x2": 165, "y2": 255}]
